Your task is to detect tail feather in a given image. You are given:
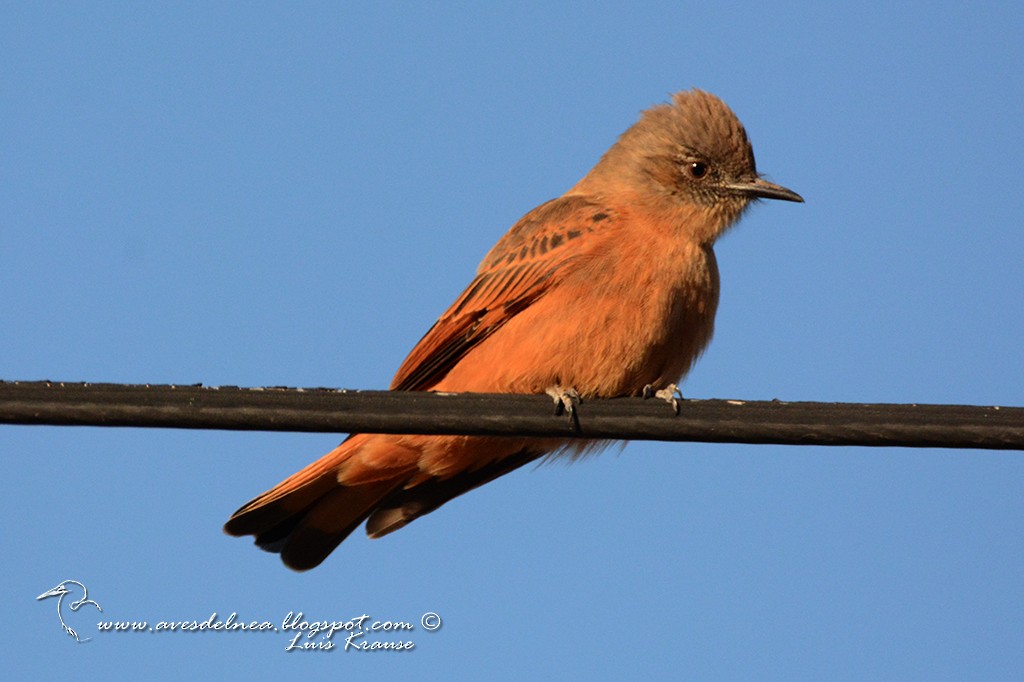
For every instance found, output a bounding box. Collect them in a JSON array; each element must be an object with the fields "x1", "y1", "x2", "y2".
[
  {"x1": 225, "y1": 435, "x2": 541, "y2": 570},
  {"x1": 223, "y1": 435, "x2": 360, "y2": 539},
  {"x1": 225, "y1": 472, "x2": 406, "y2": 571},
  {"x1": 366, "y1": 448, "x2": 540, "y2": 538},
  {"x1": 224, "y1": 434, "x2": 408, "y2": 571},
  {"x1": 277, "y1": 480, "x2": 403, "y2": 570},
  {"x1": 223, "y1": 473, "x2": 337, "y2": 540}
]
